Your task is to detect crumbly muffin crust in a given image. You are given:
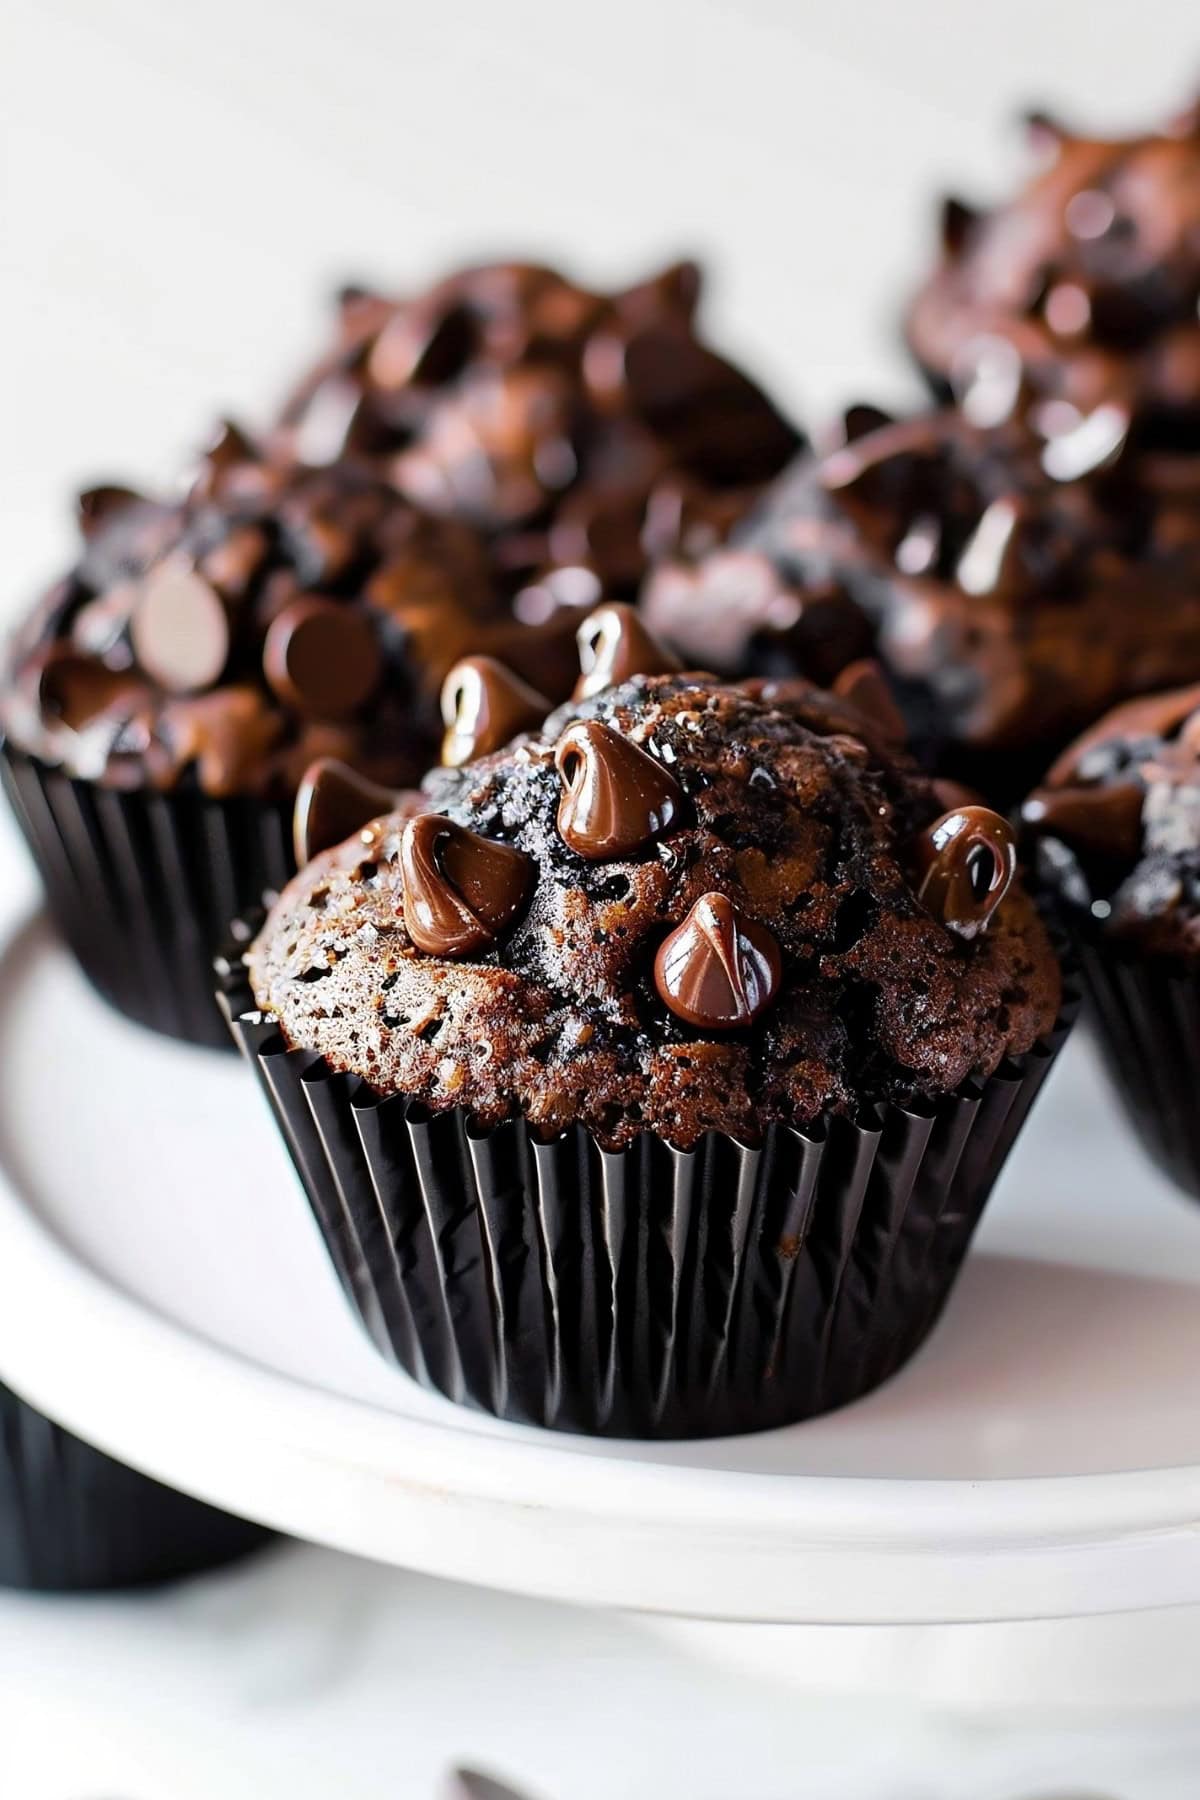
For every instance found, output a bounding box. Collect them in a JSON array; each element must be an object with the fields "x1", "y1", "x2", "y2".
[{"x1": 250, "y1": 673, "x2": 1060, "y2": 1150}]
